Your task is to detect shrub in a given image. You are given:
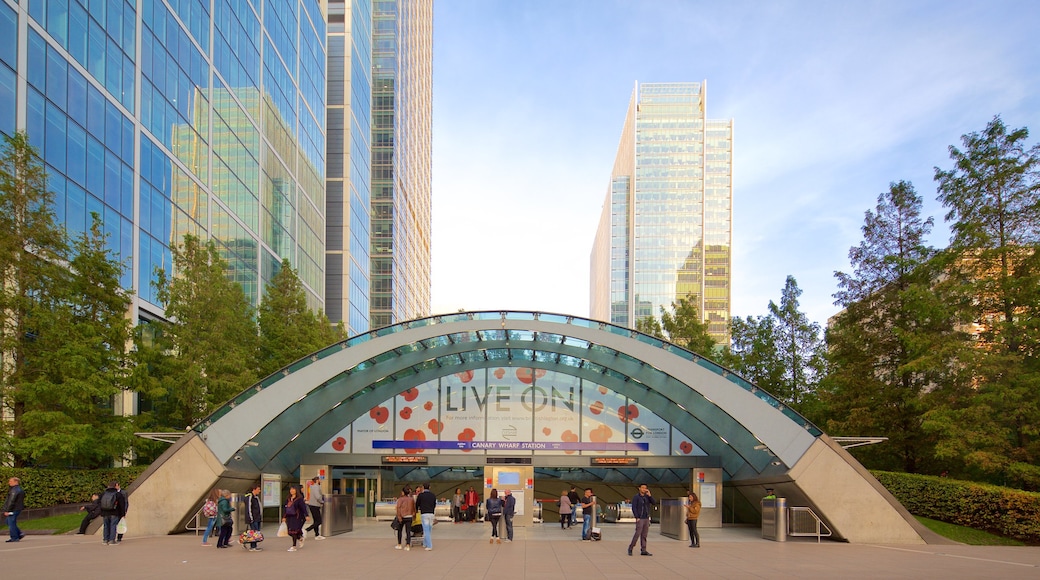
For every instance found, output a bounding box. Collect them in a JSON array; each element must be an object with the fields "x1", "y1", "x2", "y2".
[
  {"x1": 873, "y1": 470, "x2": 1040, "y2": 544},
  {"x1": 0, "y1": 466, "x2": 146, "y2": 509}
]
